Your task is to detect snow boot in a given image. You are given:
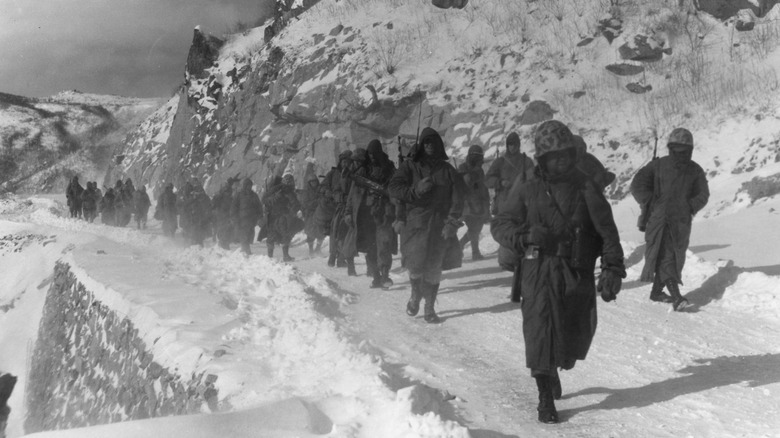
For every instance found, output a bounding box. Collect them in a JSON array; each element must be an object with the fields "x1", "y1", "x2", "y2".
[
  {"x1": 282, "y1": 245, "x2": 295, "y2": 262},
  {"x1": 346, "y1": 258, "x2": 357, "y2": 276},
  {"x1": 267, "y1": 244, "x2": 274, "y2": 258},
  {"x1": 370, "y1": 270, "x2": 383, "y2": 288},
  {"x1": 380, "y1": 267, "x2": 394, "y2": 289},
  {"x1": 327, "y1": 253, "x2": 337, "y2": 267},
  {"x1": 423, "y1": 282, "x2": 441, "y2": 324},
  {"x1": 665, "y1": 279, "x2": 689, "y2": 311},
  {"x1": 472, "y1": 248, "x2": 484, "y2": 261},
  {"x1": 649, "y1": 276, "x2": 673, "y2": 303},
  {"x1": 535, "y1": 375, "x2": 559, "y2": 424},
  {"x1": 551, "y1": 373, "x2": 562, "y2": 400},
  {"x1": 406, "y1": 278, "x2": 423, "y2": 316},
  {"x1": 314, "y1": 239, "x2": 323, "y2": 256}
]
